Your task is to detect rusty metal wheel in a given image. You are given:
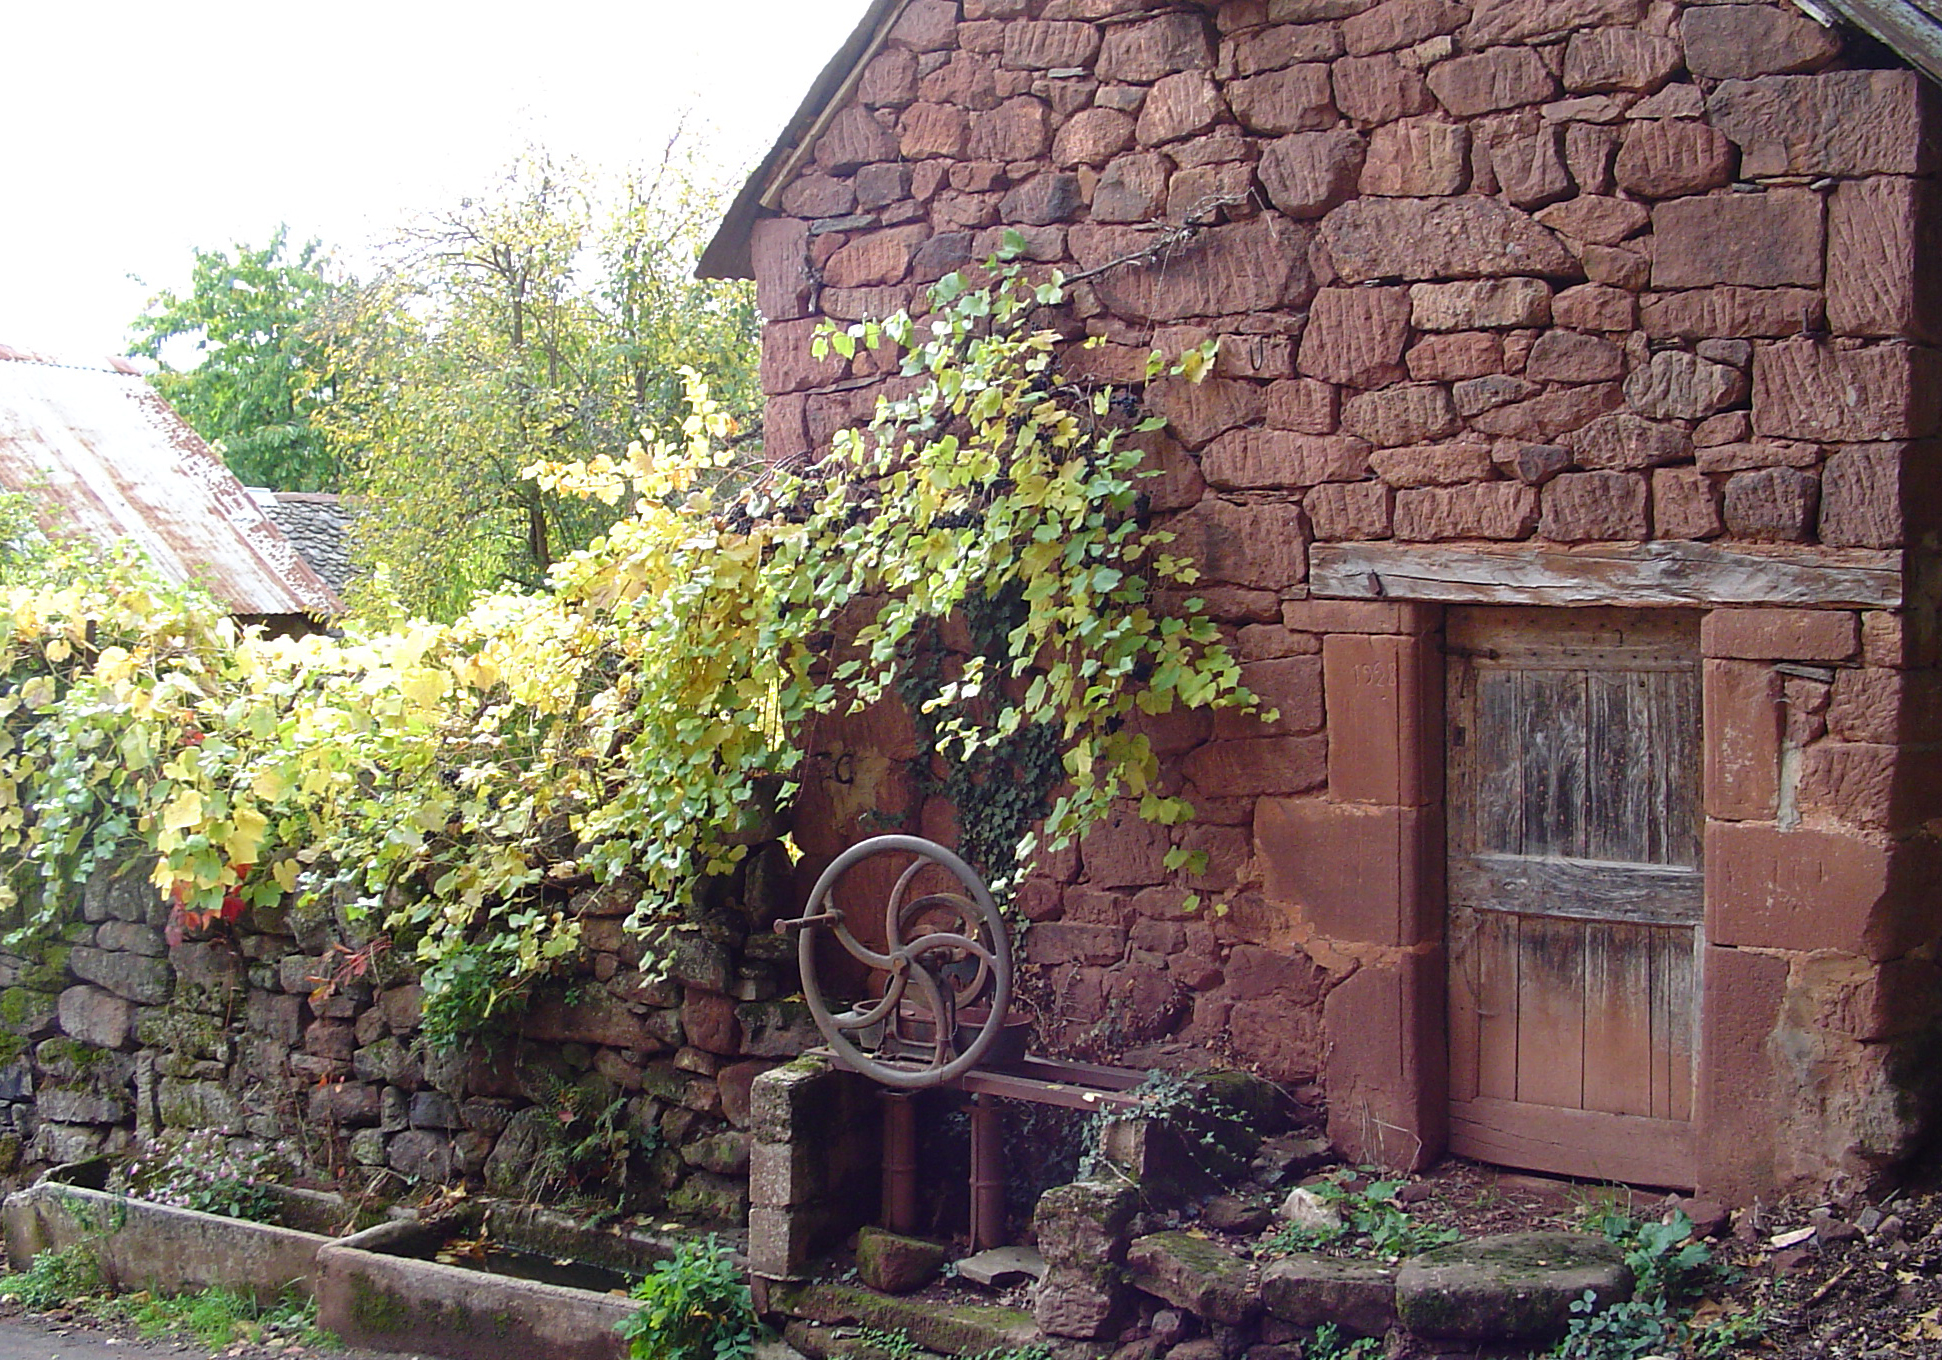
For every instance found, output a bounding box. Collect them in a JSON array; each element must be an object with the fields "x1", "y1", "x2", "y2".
[{"x1": 777, "y1": 835, "x2": 1012, "y2": 1089}]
